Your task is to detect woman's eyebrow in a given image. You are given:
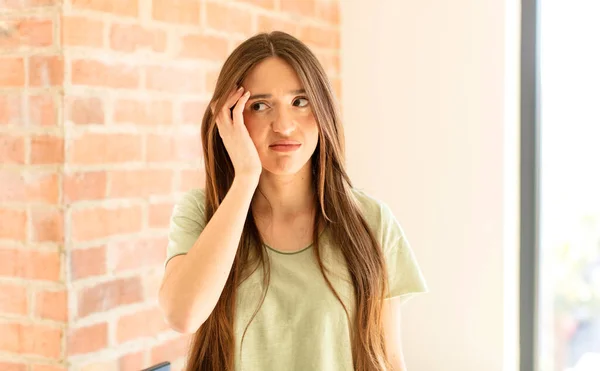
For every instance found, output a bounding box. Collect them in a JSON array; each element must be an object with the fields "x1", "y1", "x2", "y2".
[{"x1": 248, "y1": 89, "x2": 306, "y2": 100}]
